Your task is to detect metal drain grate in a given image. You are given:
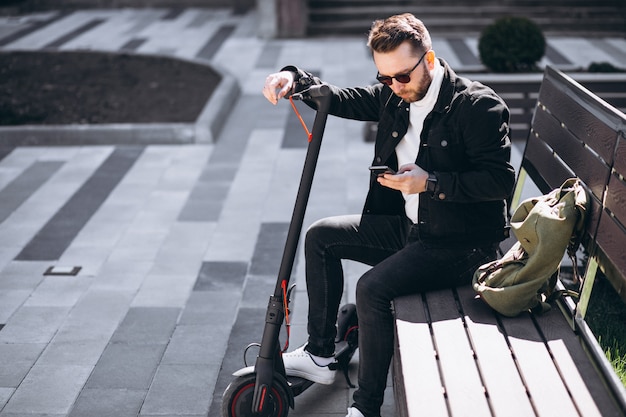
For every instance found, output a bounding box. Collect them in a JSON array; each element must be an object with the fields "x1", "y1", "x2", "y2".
[{"x1": 44, "y1": 266, "x2": 82, "y2": 276}]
